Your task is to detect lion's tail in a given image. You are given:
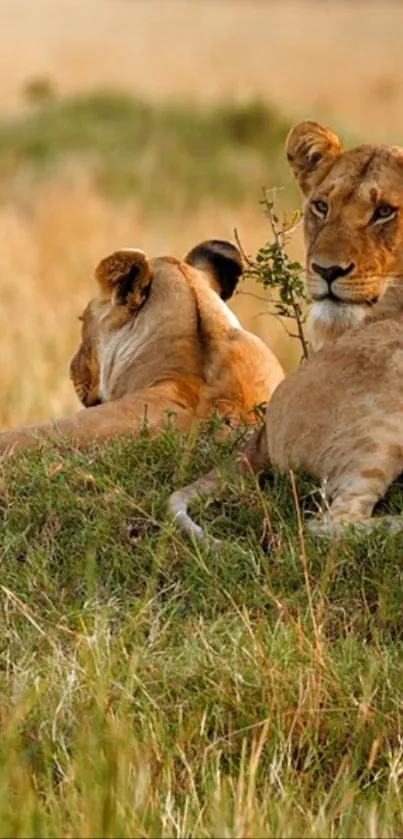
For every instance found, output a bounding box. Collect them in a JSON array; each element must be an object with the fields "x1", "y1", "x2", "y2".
[
  {"x1": 168, "y1": 468, "x2": 223, "y2": 544},
  {"x1": 167, "y1": 424, "x2": 269, "y2": 544}
]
